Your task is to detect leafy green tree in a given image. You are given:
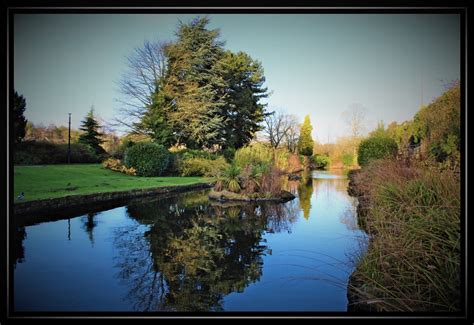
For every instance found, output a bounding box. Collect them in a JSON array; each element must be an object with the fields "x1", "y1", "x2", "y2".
[
  {"x1": 161, "y1": 16, "x2": 226, "y2": 149},
  {"x1": 297, "y1": 115, "x2": 314, "y2": 156},
  {"x1": 412, "y1": 82, "x2": 460, "y2": 163},
  {"x1": 216, "y1": 51, "x2": 268, "y2": 149},
  {"x1": 13, "y1": 91, "x2": 28, "y2": 144},
  {"x1": 139, "y1": 91, "x2": 175, "y2": 146},
  {"x1": 78, "y1": 107, "x2": 106, "y2": 156},
  {"x1": 143, "y1": 17, "x2": 269, "y2": 150}
]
